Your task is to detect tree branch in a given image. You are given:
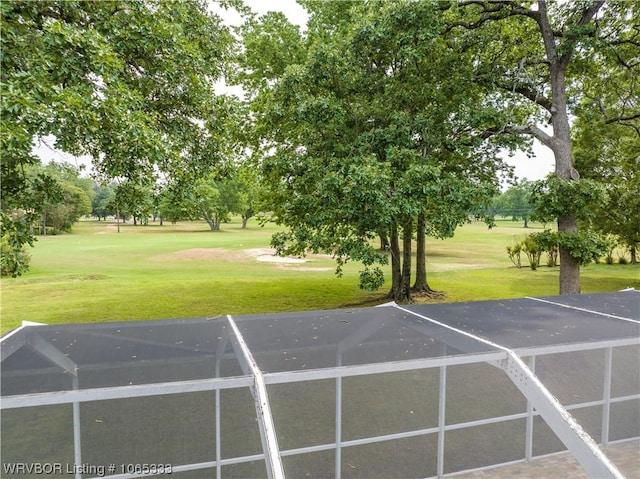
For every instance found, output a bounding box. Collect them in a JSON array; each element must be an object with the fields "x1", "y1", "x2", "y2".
[
  {"x1": 617, "y1": 122, "x2": 640, "y2": 136},
  {"x1": 458, "y1": 0, "x2": 540, "y2": 21},
  {"x1": 480, "y1": 123, "x2": 554, "y2": 148},
  {"x1": 497, "y1": 80, "x2": 553, "y2": 112},
  {"x1": 605, "y1": 112, "x2": 640, "y2": 124},
  {"x1": 447, "y1": 0, "x2": 541, "y2": 32},
  {"x1": 558, "y1": 0, "x2": 605, "y2": 67}
]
